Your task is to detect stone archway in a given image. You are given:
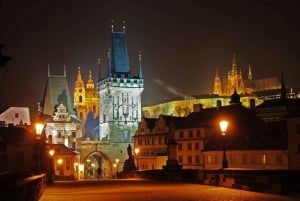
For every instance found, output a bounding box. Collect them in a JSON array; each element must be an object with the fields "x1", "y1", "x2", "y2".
[{"x1": 82, "y1": 151, "x2": 112, "y2": 179}]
